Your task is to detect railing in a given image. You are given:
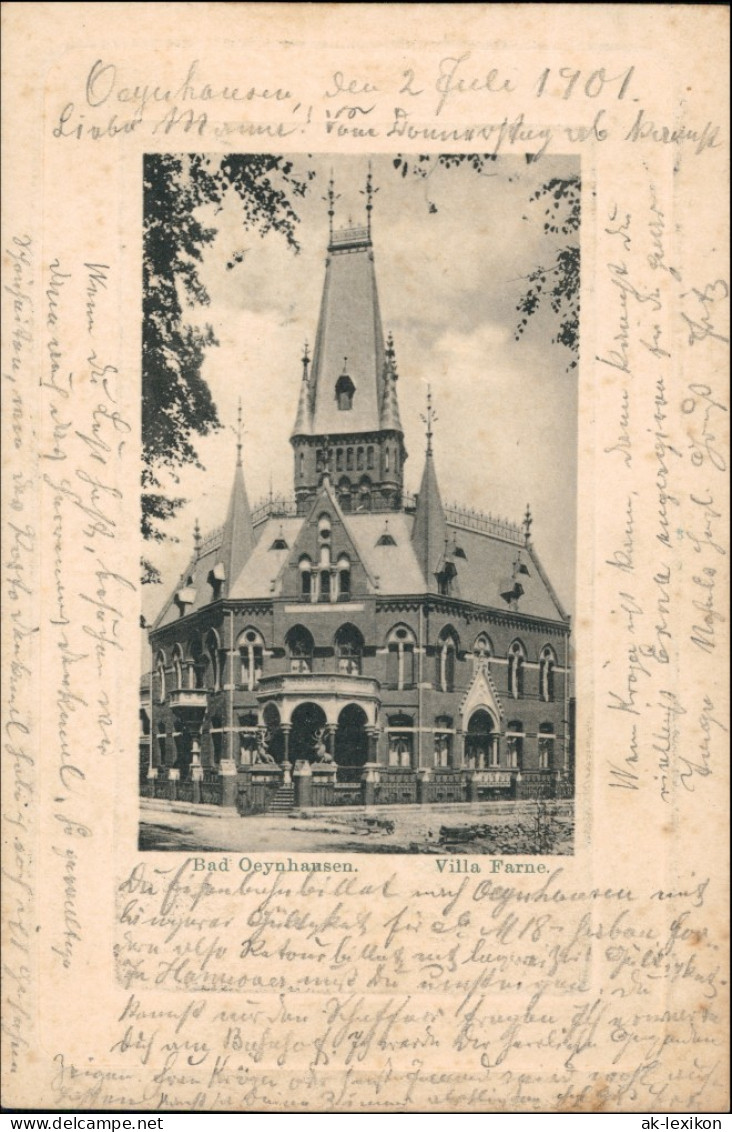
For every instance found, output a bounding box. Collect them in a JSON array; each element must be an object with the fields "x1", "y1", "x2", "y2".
[
  {"x1": 444, "y1": 504, "x2": 523, "y2": 543},
  {"x1": 197, "y1": 492, "x2": 525, "y2": 553}
]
